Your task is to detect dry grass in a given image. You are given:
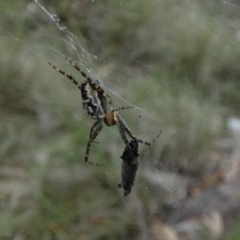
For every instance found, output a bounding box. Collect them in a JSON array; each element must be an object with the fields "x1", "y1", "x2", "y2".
[{"x1": 0, "y1": 0, "x2": 240, "y2": 239}]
